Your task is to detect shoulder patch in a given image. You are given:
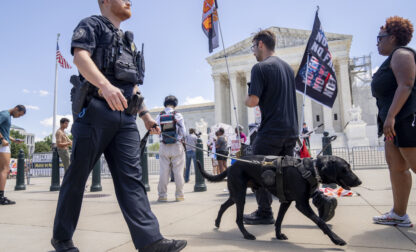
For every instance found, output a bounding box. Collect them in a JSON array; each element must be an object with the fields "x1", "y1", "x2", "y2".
[{"x1": 72, "y1": 28, "x2": 86, "y2": 41}]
